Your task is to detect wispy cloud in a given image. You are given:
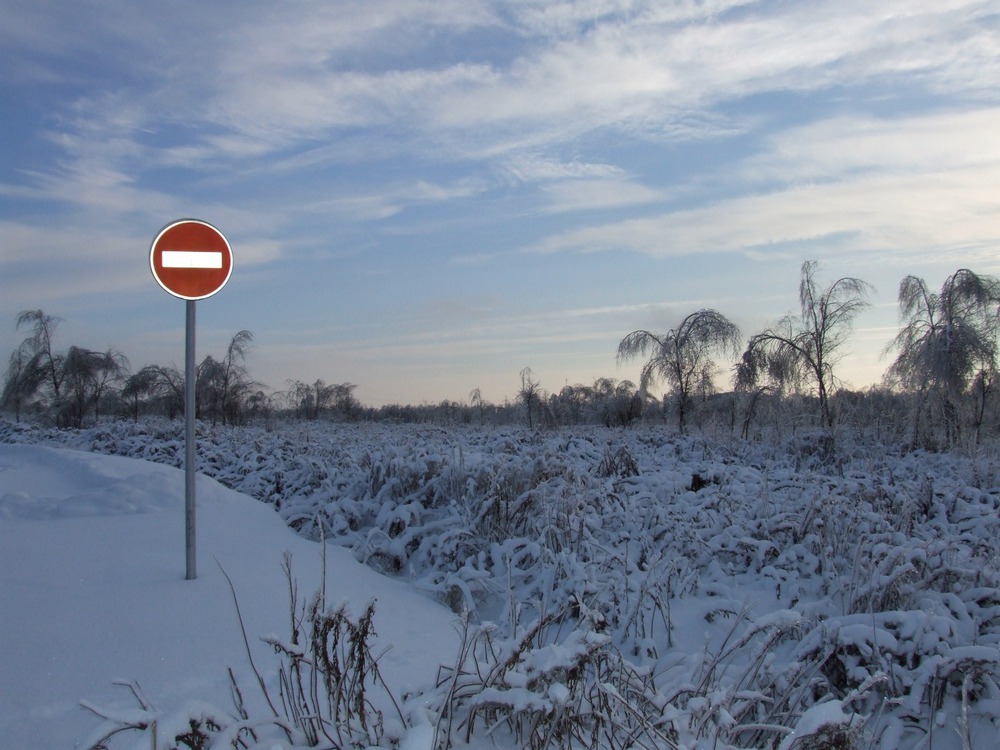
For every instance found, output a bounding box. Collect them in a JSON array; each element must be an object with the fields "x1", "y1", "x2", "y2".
[
  {"x1": 14, "y1": 0, "x2": 995, "y2": 210},
  {"x1": 530, "y1": 106, "x2": 1000, "y2": 259},
  {"x1": 742, "y1": 108, "x2": 1000, "y2": 183},
  {"x1": 501, "y1": 154, "x2": 625, "y2": 182},
  {"x1": 530, "y1": 165, "x2": 1000, "y2": 259},
  {"x1": 539, "y1": 179, "x2": 666, "y2": 213},
  {"x1": 496, "y1": 155, "x2": 666, "y2": 213},
  {"x1": 295, "y1": 178, "x2": 490, "y2": 221}
]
